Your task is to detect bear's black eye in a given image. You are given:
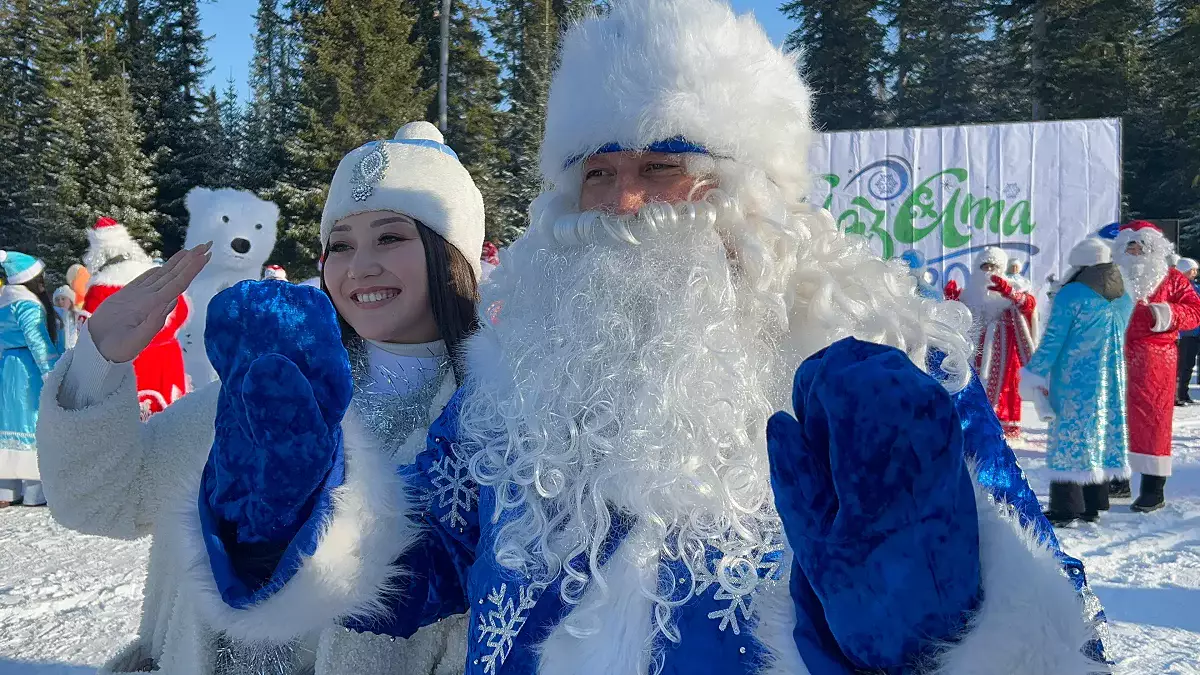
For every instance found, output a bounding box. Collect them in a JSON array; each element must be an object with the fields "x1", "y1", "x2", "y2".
[
  {"x1": 221, "y1": 215, "x2": 229, "y2": 223},
  {"x1": 255, "y1": 223, "x2": 263, "y2": 230}
]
